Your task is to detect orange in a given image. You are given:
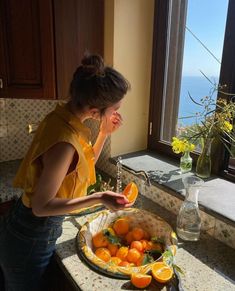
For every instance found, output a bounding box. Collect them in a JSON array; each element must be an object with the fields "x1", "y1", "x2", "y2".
[
  {"x1": 136, "y1": 254, "x2": 145, "y2": 266},
  {"x1": 130, "y1": 241, "x2": 143, "y2": 252},
  {"x1": 92, "y1": 231, "x2": 108, "y2": 248},
  {"x1": 123, "y1": 182, "x2": 138, "y2": 203},
  {"x1": 152, "y1": 262, "x2": 173, "y2": 283},
  {"x1": 131, "y1": 273, "x2": 152, "y2": 289},
  {"x1": 151, "y1": 242, "x2": 163, "y2": 252},
  {"x1": 140, "y1": 239, "x2": 148, "y2": 251},
  {"x1": 118, "y1": 261, "x2": 130, "y2": 267},
  {"x1": 107, "y1": 243, "x2": 119, "y2": 256},
  {"x1": 116, "y1": 246, "x2": 129, "y2": 261},
  {"x1": 125, "y1": 231, "x2": 134, "y2": 244},
  {"x1": 110, "y1": 256, "x2": 122, "y2": 265},
  {"x1": 126, "y1": 248, "x2": 141, "y2": 263},
  {"x1": 145, "y1": 241, "x2": 153, "y2": 251},
  {"x1": 145, "y1": 241, "x2": 163, "y2": 252},
  {"x1": 113, "y1": 218, "x2": 129, "y2": 235},
  {"x1": 132, "y1": 227, "x2": 145, "y2": 241},
  {"x1": 95, "y1": 248, "x2": 111, "y2": 262}
]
